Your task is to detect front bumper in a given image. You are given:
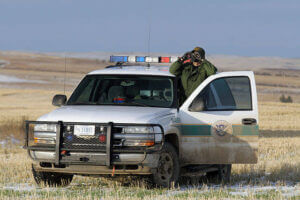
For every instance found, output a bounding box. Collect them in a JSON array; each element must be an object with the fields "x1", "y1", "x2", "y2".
[
  {"x1": 32, "y1": 162, "x2": 154, "y2": 175},
  {"x1": 31, "y1": 151, "x2": 159, "y2": 175},
  {"x1": 30, "y1": 151, "x2": 159, "y2": 167},
  {"x1": 24, "y1": 121, "x2": 163, "y2": 174}
]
